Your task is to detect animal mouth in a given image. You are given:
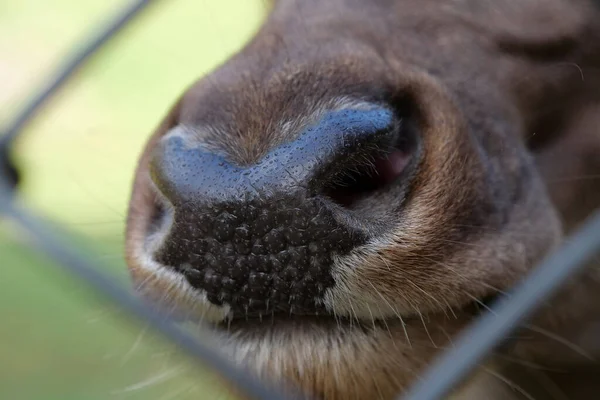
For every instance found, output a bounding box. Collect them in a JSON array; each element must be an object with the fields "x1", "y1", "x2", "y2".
[
  {"x1": 125, "y1": 97, "x2": 512, "y2": 400},
  {"x1": 220, "y1": 314, "x2": 366, "y2": 334}
]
